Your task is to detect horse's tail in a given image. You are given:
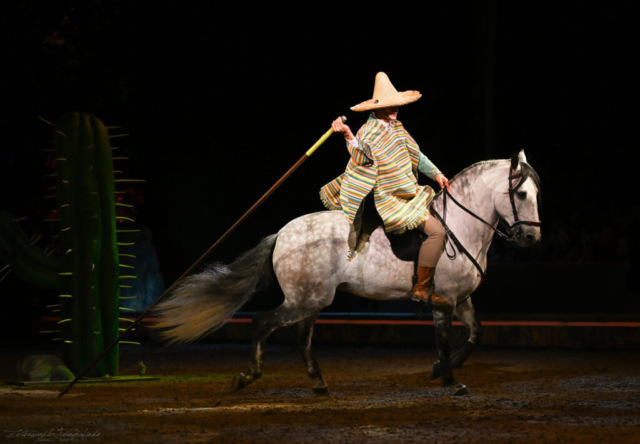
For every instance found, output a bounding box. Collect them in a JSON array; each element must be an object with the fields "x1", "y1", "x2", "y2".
[{"x1": 151, "y1": 234, "x2": 278, "y2": 344}]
